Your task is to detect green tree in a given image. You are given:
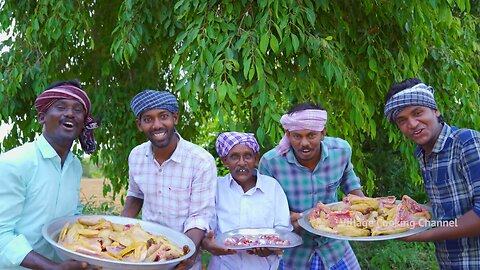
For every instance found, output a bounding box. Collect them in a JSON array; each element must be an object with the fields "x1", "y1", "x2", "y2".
[{"x1": 1, "y1": 0, "x2": 479, "y2": 198}]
